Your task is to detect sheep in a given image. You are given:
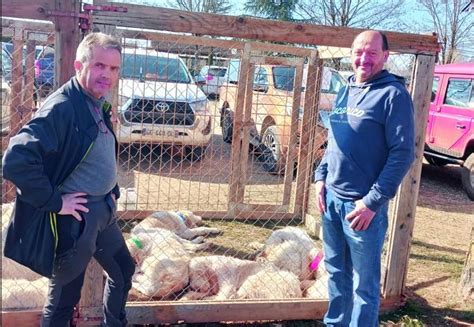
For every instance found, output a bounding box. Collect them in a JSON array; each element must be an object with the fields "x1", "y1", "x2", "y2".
[
  {"x1": 127, "y1": 228, "x2": 209, "y2": 299},
  {"x1": 2, "y1": 277, "x2": 49, "y2": 310},
  {"x1": 181, "y1": 255, "x2": 263, "y2": 301},
  {"x1": 256, "y1": 226, "x2": 322, "y2": 282},
  {"x1": 237, "y1": 266, "x2": 302, "y2": 299},
  {"x1": 131, "y1": 210, "x2": 220, "y2": 240}
]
